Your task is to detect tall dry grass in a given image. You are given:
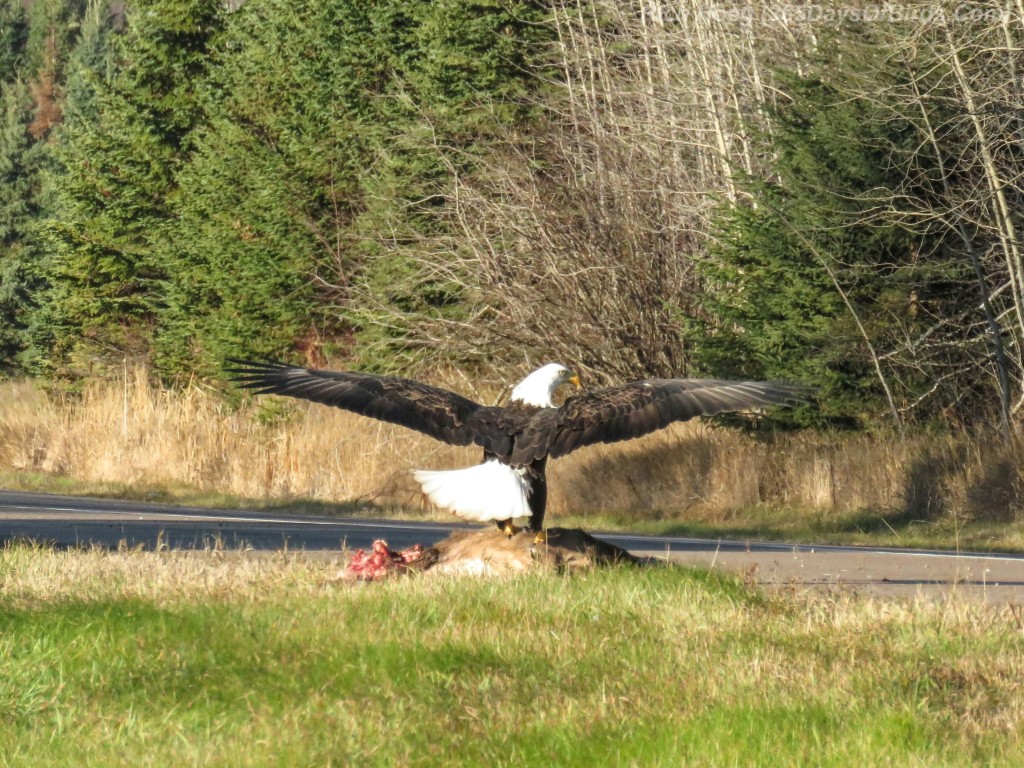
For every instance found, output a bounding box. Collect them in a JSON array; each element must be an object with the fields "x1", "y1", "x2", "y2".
[
  {"x1": 0, "y1": 371, "x2": 1021, "y2": 524},
  {"x1": 0, "y1": 370, "x2": 478, "y2": 507}
]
